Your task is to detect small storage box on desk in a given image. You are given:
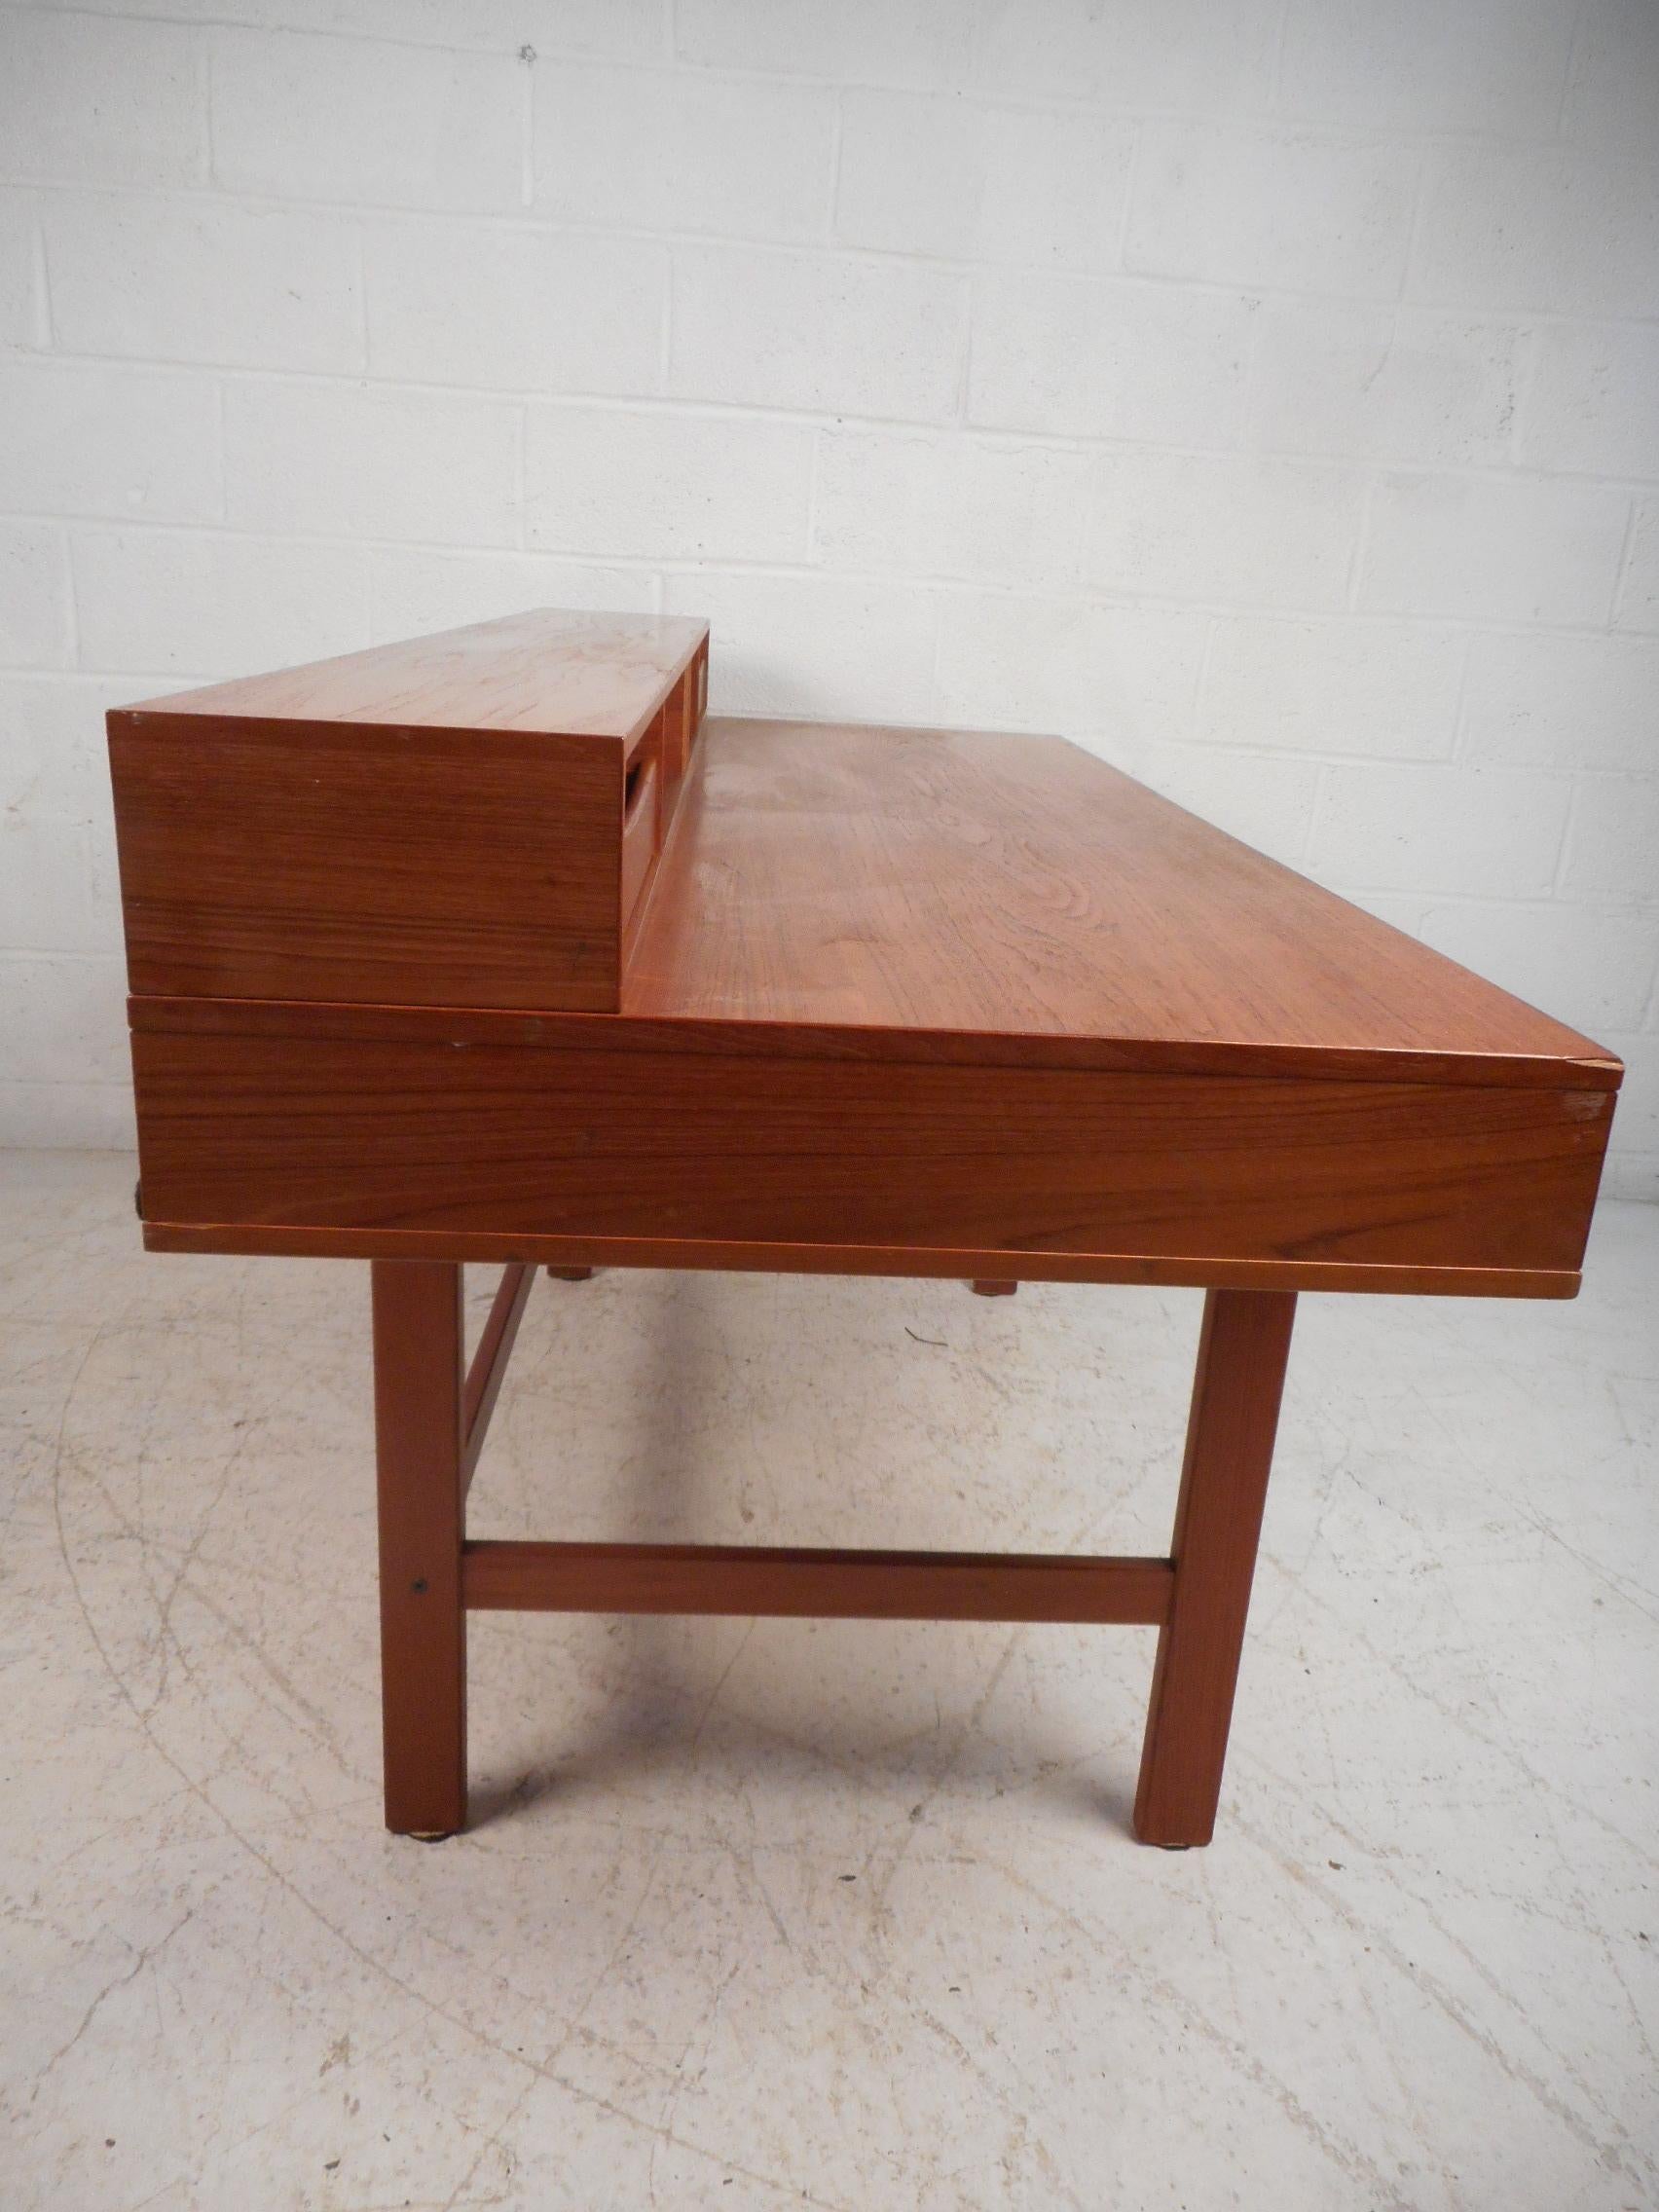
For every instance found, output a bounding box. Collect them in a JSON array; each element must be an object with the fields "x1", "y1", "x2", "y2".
[{"x1": 107, "y1": 608, "x2": 709, "y2": 1017}]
